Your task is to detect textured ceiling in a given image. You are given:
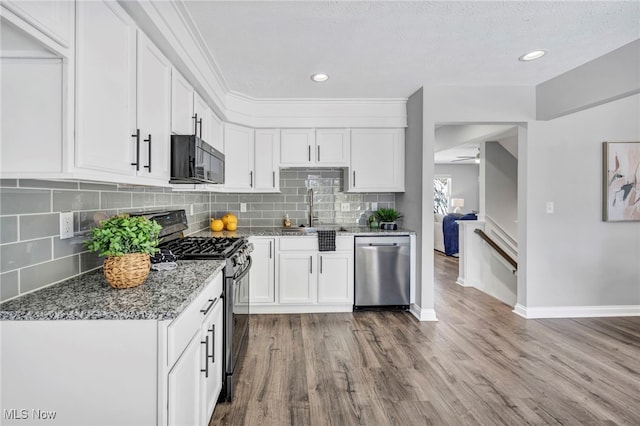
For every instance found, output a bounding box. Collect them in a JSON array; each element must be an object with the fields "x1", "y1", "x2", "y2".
[{"x1": 183, "y1": 1, "x2": 639, "y2": 99}]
